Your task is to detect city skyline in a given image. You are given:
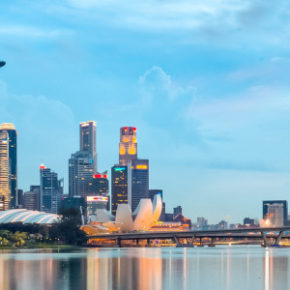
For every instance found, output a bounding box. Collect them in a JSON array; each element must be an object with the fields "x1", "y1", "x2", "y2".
[
  {"x1": 1, "y1": 1, "x2": 290, "y2": 223},
  {"x1": 1, "y1": 119, "x2": 288, "y2": 225}
]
